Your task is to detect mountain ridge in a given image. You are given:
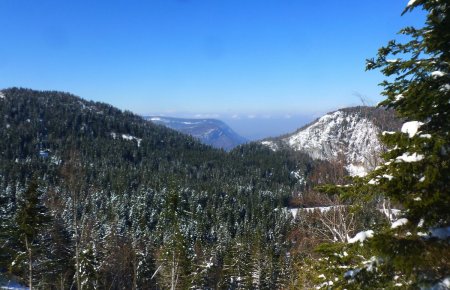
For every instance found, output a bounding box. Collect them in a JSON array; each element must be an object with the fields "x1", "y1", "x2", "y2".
[
  {"x1": 146, "y1": 116, "x2": 247, "y2": 151},
  {"x1": 261, "y1": 106, "x2": 402, "y2": 176}
]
